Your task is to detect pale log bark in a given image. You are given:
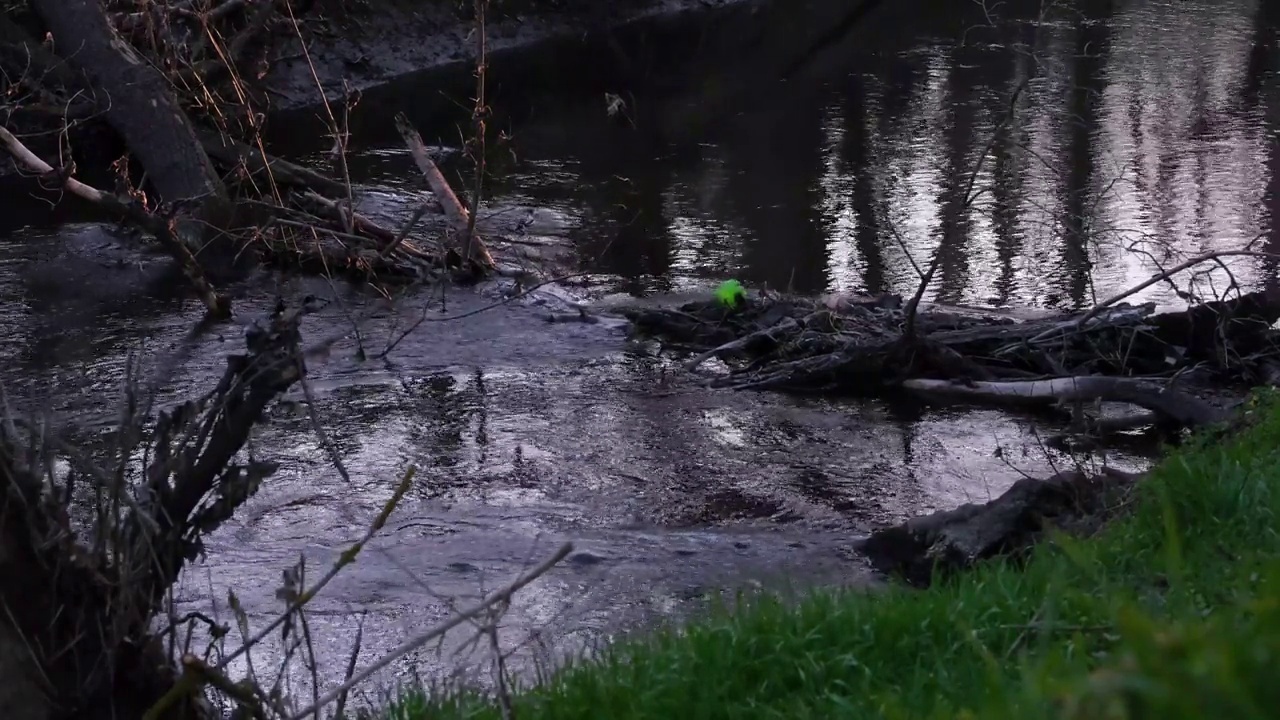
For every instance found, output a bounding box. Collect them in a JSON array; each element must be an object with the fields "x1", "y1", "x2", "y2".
[
  {"x1": 394, "y1": 112, "x2": 496, "y2": 270},
  {"x1": 902, "y1": 376, "x2": 1224, "y2": 428}
]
